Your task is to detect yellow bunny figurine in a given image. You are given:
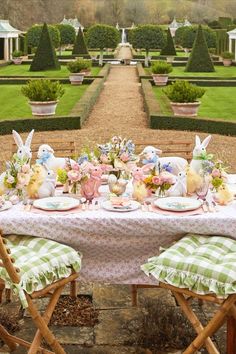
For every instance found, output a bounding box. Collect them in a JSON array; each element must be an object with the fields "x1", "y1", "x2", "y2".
[
  {"x1": 215, "y1": 184, "x2": 234, "y2": 205},
  {"x1": 27, "y1": 164, "x2": 46, "y2": 199},
  {"x1": 186, "y1": 168, "x2": 202, "y2": 195}
]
